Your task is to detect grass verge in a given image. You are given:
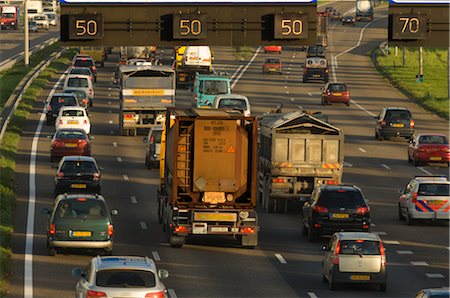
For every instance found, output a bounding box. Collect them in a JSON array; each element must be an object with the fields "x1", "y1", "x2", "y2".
[
  {"x1": 233, "y1": 46, "x2": 256, "y2": 61},
  {"x1": 372, "y1": 47, "x2": 449, "y2": 120},
  {"x1": 0, "y1": 45, "x2": 76, "y2": 297}
]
